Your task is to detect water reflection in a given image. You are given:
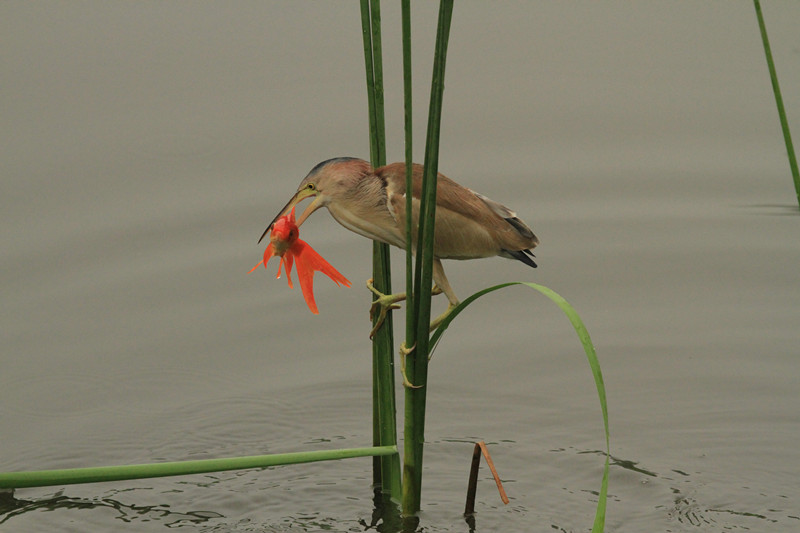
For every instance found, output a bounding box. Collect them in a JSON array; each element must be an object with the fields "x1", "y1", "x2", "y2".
[
  {"x1": 0, "y1": 488, "x2": 223, "y2": 527},
  {"x1": 1, "y1": 445, "x2": 794, "y2": 531}
]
